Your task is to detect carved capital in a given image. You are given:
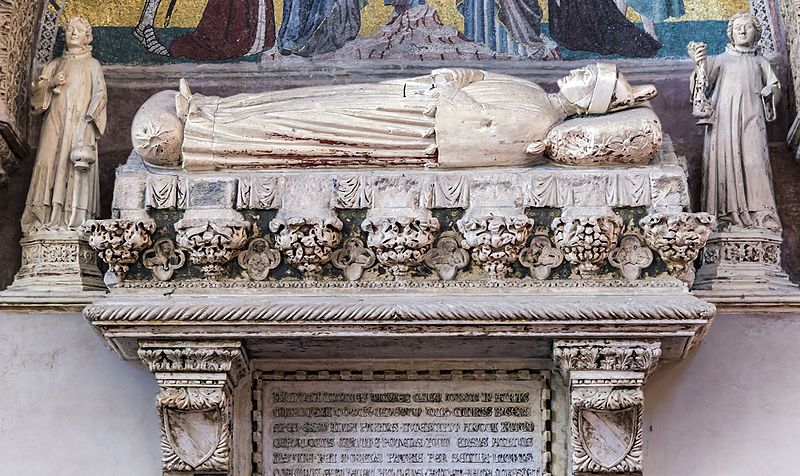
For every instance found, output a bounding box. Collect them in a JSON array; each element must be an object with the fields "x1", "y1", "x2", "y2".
[
  {"x1": 361, "y1": 214, "x2": 440, "y2": 280},
  {"x1": 139, "y1": 342, "x2": 247, "y2": 476},
  {"x1": 457, "y1": 214, "x2": 534, "y2": 280},
  {"x1": 174, "y1": 218, "x2": 250, "y2": 279},
  {"x1": 551, "y1": 210, "x2": 623, "y2": 278},
  {"x1": 269, "y1": 216, "x2": 343, "y2": 279},
  {"x1": 554, "y1": 340, "x2": 660, "y2": 476},
  {"x1": 640, "y1": 212, "x2": 714, "y2": 286},
  {"x1": 85, "y1": 218, "x2": 157, "y2": 284},
  {"x1": 554, "y1": 340, "x2": 661, "y2": 376}
]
